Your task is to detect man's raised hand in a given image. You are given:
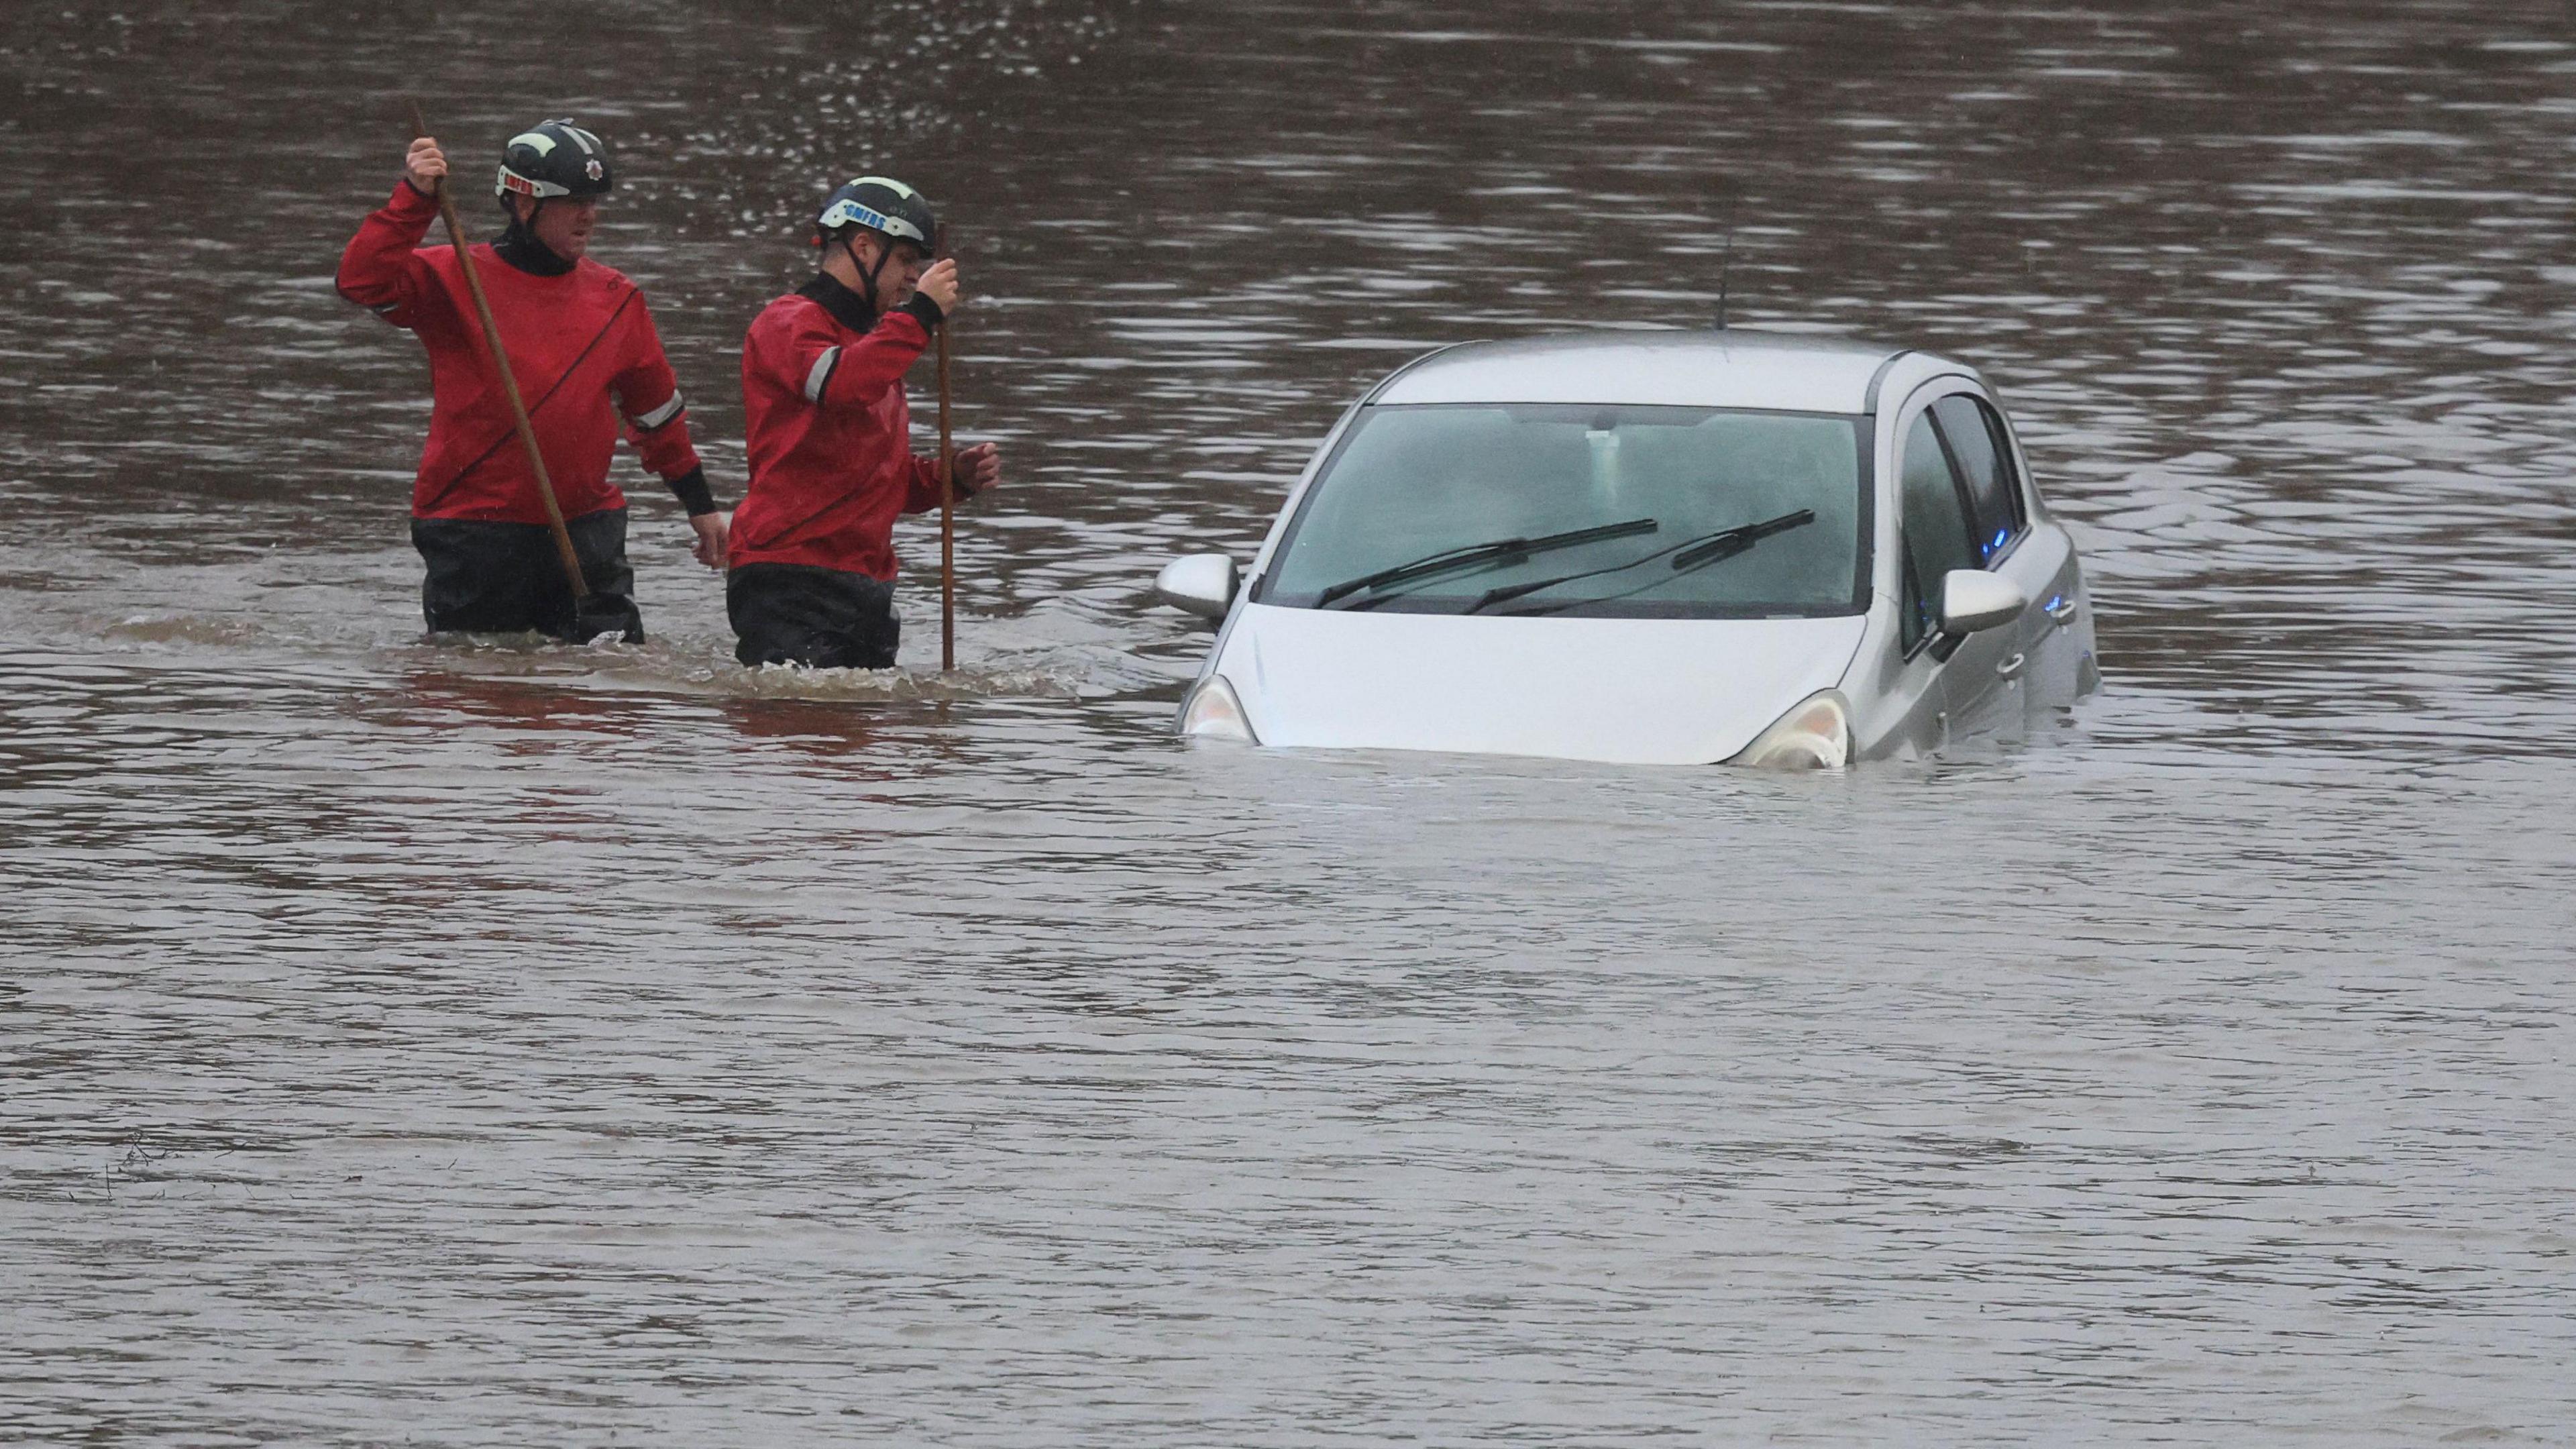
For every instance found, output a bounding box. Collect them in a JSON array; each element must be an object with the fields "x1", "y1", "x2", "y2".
[
  {"x1": 405, "y1": 137, "x2": 447, "y2": 197},
  {"x1": 916, "y1": 258, "x2": 961, "y2": 314}
]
